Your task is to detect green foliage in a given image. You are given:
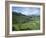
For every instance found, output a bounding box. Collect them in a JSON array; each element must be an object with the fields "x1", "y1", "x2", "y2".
[{"x1": 12, "y1": 12, "x2": 40, "y2": 31}]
